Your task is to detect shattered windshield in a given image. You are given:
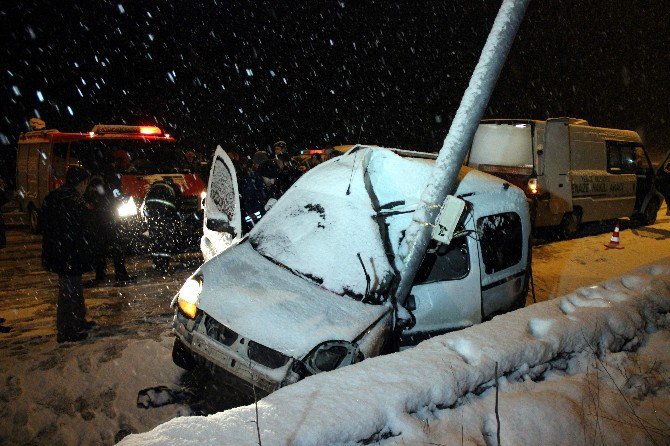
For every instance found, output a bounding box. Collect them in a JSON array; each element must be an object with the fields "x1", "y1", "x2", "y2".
[{"x1": 249, "y1": 147, "x2": 435, "y2": 302}]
